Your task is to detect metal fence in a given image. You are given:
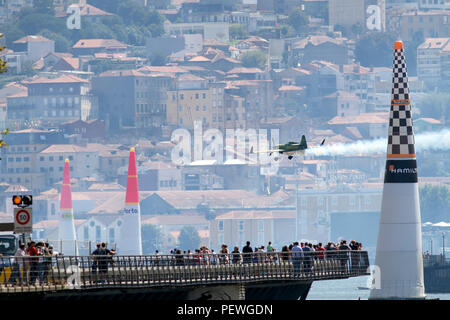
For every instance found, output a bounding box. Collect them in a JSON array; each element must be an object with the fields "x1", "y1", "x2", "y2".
[
  {"x1": 423, "y1": 254, "x2": 450, "y2": 267},
  {"x1": 0, "y1": 251, "x2": 370, "y2": 293}
]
